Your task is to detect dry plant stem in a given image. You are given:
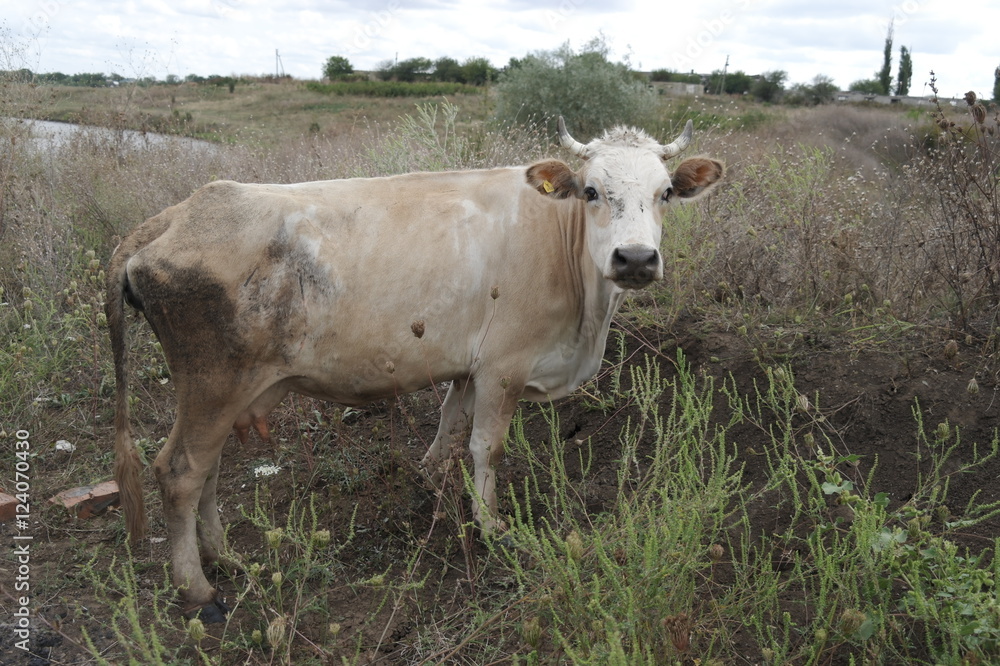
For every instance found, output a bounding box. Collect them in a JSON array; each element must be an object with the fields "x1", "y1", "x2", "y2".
[
  {"x1": 373, "y1": 455, "x2": 453, "y2": 656},
  {"x1": 418, "y1": 594, "x2": 534, "y2": 665}
]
